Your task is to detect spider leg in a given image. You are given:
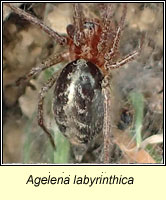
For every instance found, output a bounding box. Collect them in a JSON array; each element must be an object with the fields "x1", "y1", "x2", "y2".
[
  {"x1": 98, "y1": 3, "x2": 114, "y2": 28},
  {"x1": 4, "y1": 3, "x2": 67, "y2": 45},
  {"x1": 102, "y1": 76, "x2": 112, "y2": 163},
  {"x1": 104, "y1": 4, "x2": 127, "y2": 60},
  {"x1": 97, "y1": 3, "x2": 115, "y2": 54},
  {"x1": 105, "y1": 50, "x2": 139, "y2": 70},
  {"x1": 16, "y1": 53, "x2": 68, "y2": 85},
  {"x1": 38, "y1": 71, "x2": 59, "y2": 149},
  {"x1": 119, "y1": 4, "x2": 127, "y2": 29},
  {"x1": 73, "y1": 3, "x2": 85, "y2": 46},
  {"x1": 105, "y1": 33, "x2": 145, "y2": 70},
  {"x1": 73, "y1": 3, "x2": 84, "y2": 32},
  {"x1": 97, "y1": 4, "x2": 126, "y2": 56}
]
